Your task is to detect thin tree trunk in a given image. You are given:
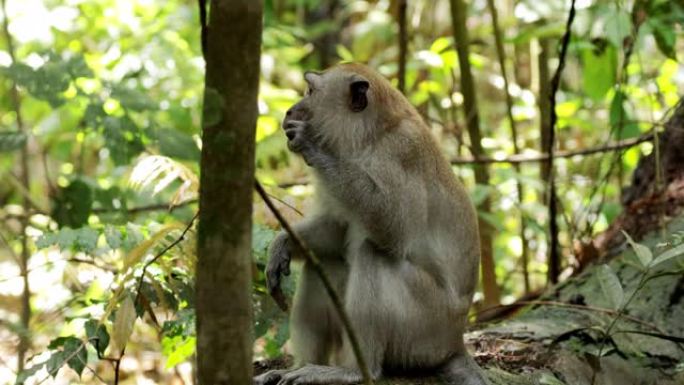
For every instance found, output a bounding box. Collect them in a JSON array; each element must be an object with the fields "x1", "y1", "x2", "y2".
[
  {"x1": 538, "y1": 38, "x2": 552, "y2": 183},
  {"x1": 397, "y1": 0, "x2": 408, "y2": 94},
  {"x1": 449, "y1": 0, "x2": 500, "y2": 306},
  {"x1": 485, "y1": 0, "x2": 530, "y2": 293},
  {"x1": 196, "y1": 0, "x2": 262, "y2": 384},
  {"x1": 2, "y1": 0, "x2": 31, "y2": 371}
]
